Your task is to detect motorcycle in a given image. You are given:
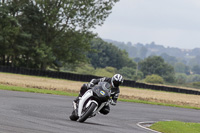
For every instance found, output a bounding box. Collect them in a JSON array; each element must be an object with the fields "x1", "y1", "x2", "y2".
[{"x1": 69, "y1": 82, "x2": 111, "y2": 123}]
